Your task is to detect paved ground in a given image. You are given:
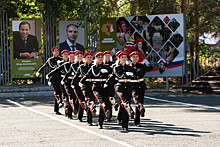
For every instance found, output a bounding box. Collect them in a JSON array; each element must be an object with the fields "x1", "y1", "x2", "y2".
[{"x1": 0, "y1": 92, "x2": 220, "y2": 147}]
